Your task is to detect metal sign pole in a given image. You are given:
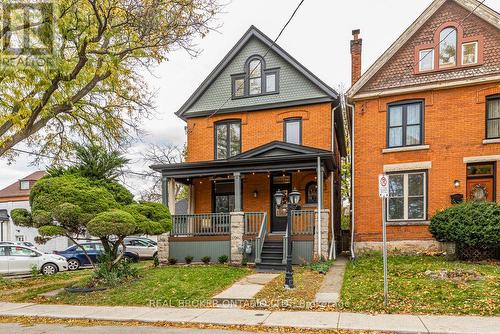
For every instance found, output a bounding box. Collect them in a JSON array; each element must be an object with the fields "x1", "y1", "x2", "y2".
[{"x1": 382, "y1": 197, "x2": 388, "y2": 307}]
